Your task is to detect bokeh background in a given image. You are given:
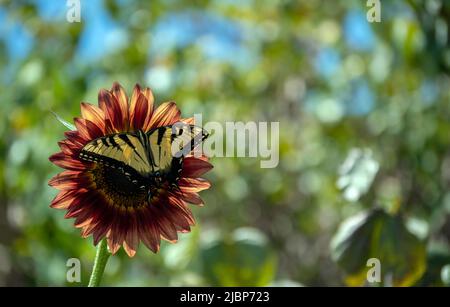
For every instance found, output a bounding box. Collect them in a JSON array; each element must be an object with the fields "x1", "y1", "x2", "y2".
[{"x1": 0, "y1": 0, "x2": 449, "y2": 286}]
